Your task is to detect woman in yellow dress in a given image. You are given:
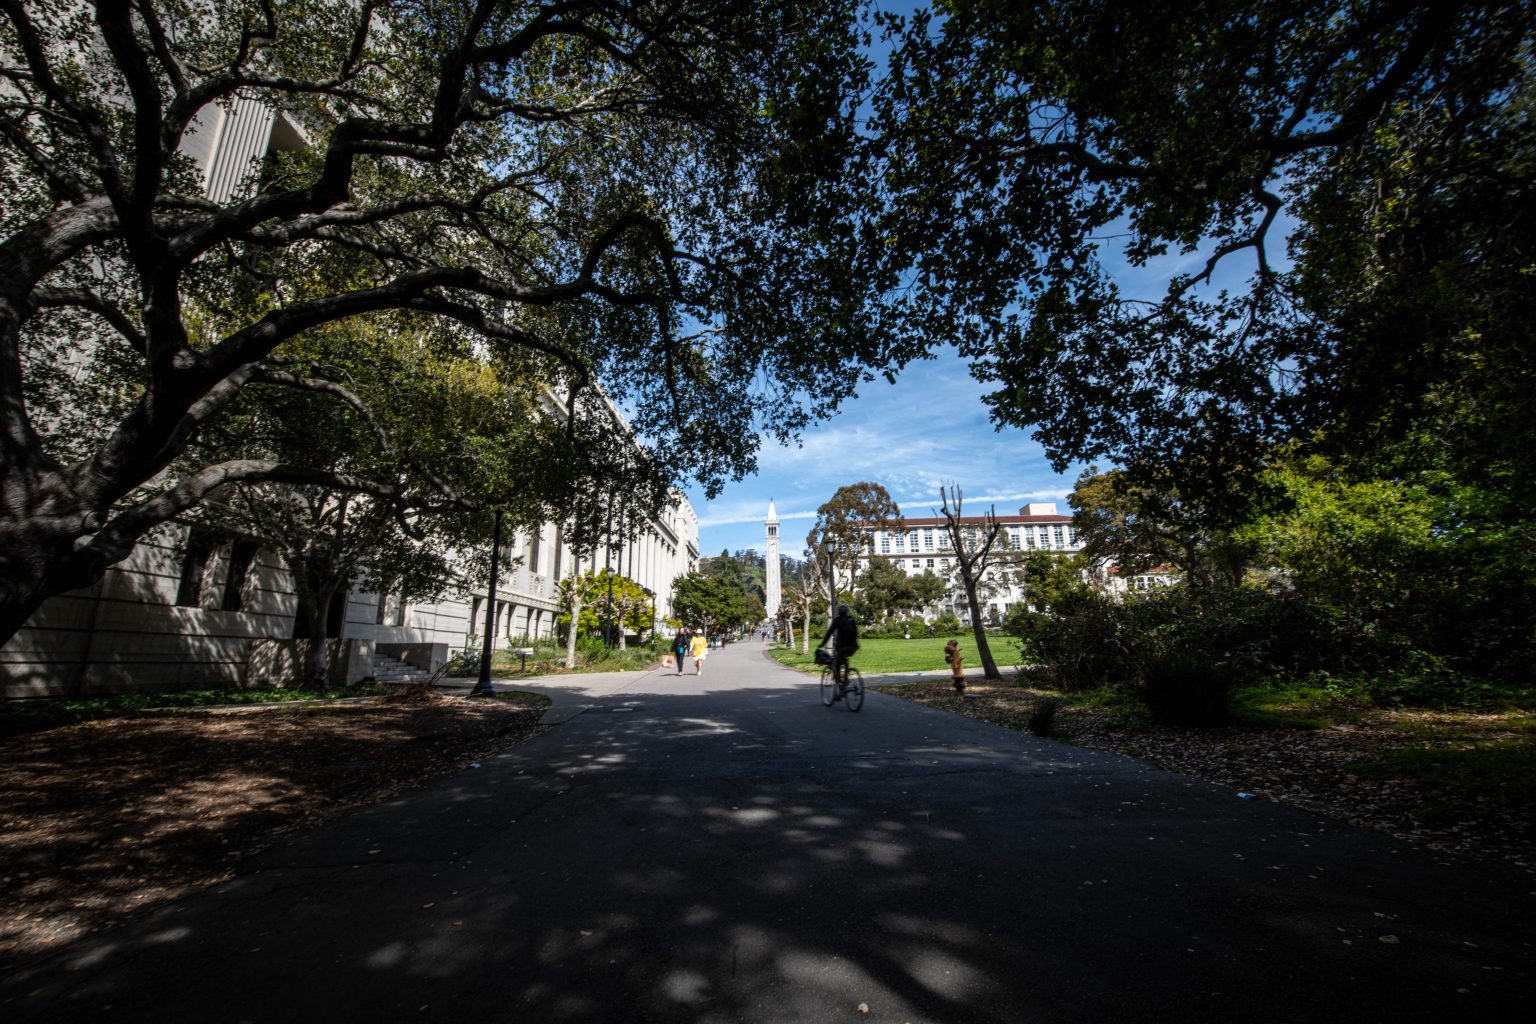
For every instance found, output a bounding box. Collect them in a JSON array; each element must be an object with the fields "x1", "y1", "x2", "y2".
[{"x1": 689, "y1": 629, "x2": 710, "y2": 676}]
